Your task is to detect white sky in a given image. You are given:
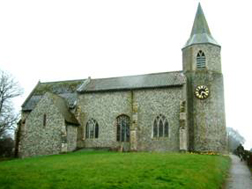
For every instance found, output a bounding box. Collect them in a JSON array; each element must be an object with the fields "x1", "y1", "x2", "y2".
[{"x1": 0, "y1": 0, "x2": 251, "y2": 150}]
